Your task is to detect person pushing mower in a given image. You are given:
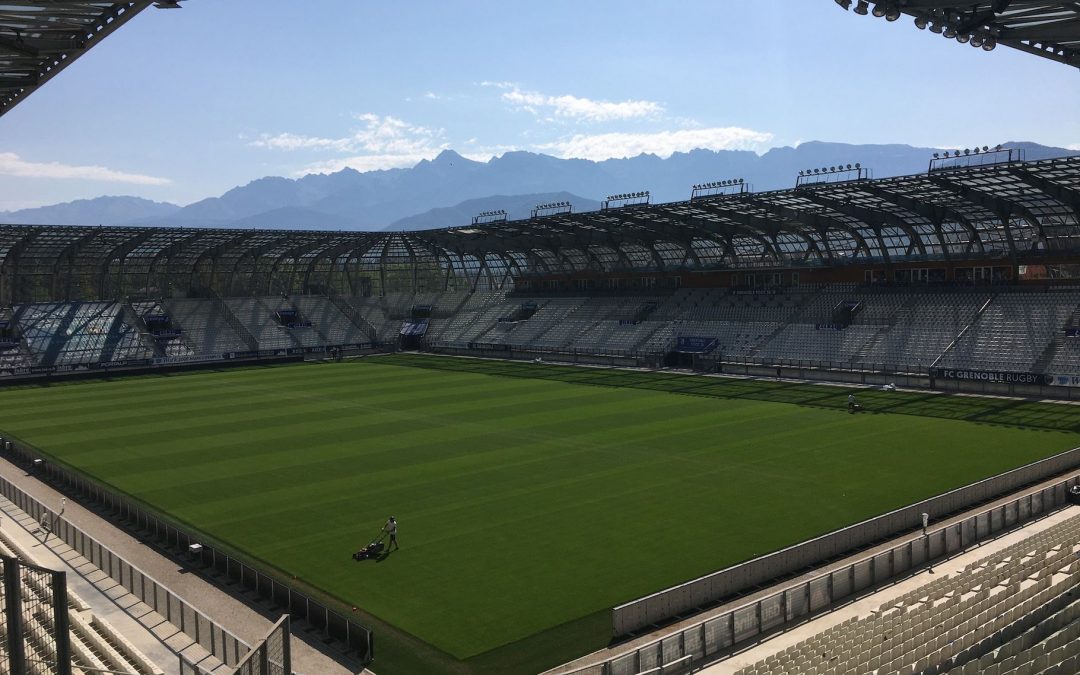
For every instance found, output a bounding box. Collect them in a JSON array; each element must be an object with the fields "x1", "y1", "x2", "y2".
[
  {"x1": 383, "y1": 516, "x2": 399, "y2": 551},
  {"x1": 848, "y1": 392, "x2": 863, "y2": 414}
]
